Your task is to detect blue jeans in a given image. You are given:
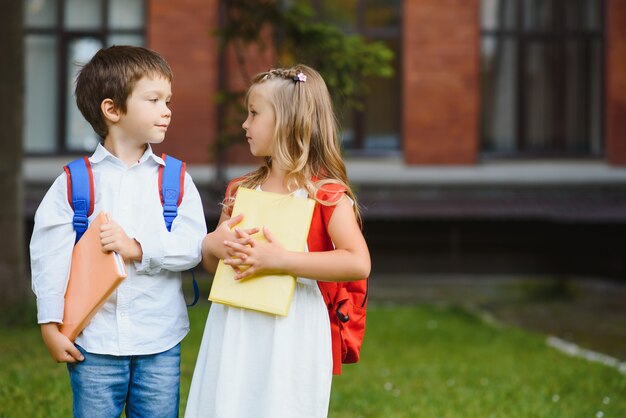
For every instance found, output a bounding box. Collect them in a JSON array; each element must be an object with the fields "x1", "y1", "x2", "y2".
[{"x1": 67, "y1": 343, "x2": 181, "y2": 418}]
